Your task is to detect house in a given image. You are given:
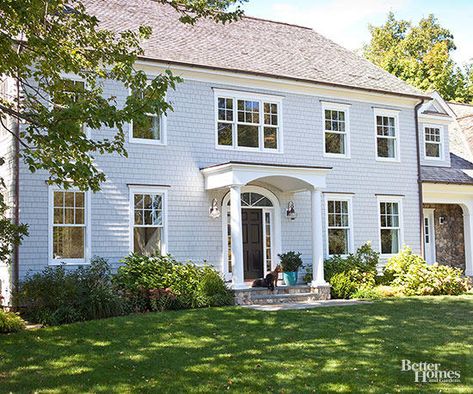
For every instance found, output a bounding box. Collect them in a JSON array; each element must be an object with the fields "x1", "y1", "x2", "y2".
[{"x1": 1, "y1": 0, "x2": 472, "y2": 304}]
